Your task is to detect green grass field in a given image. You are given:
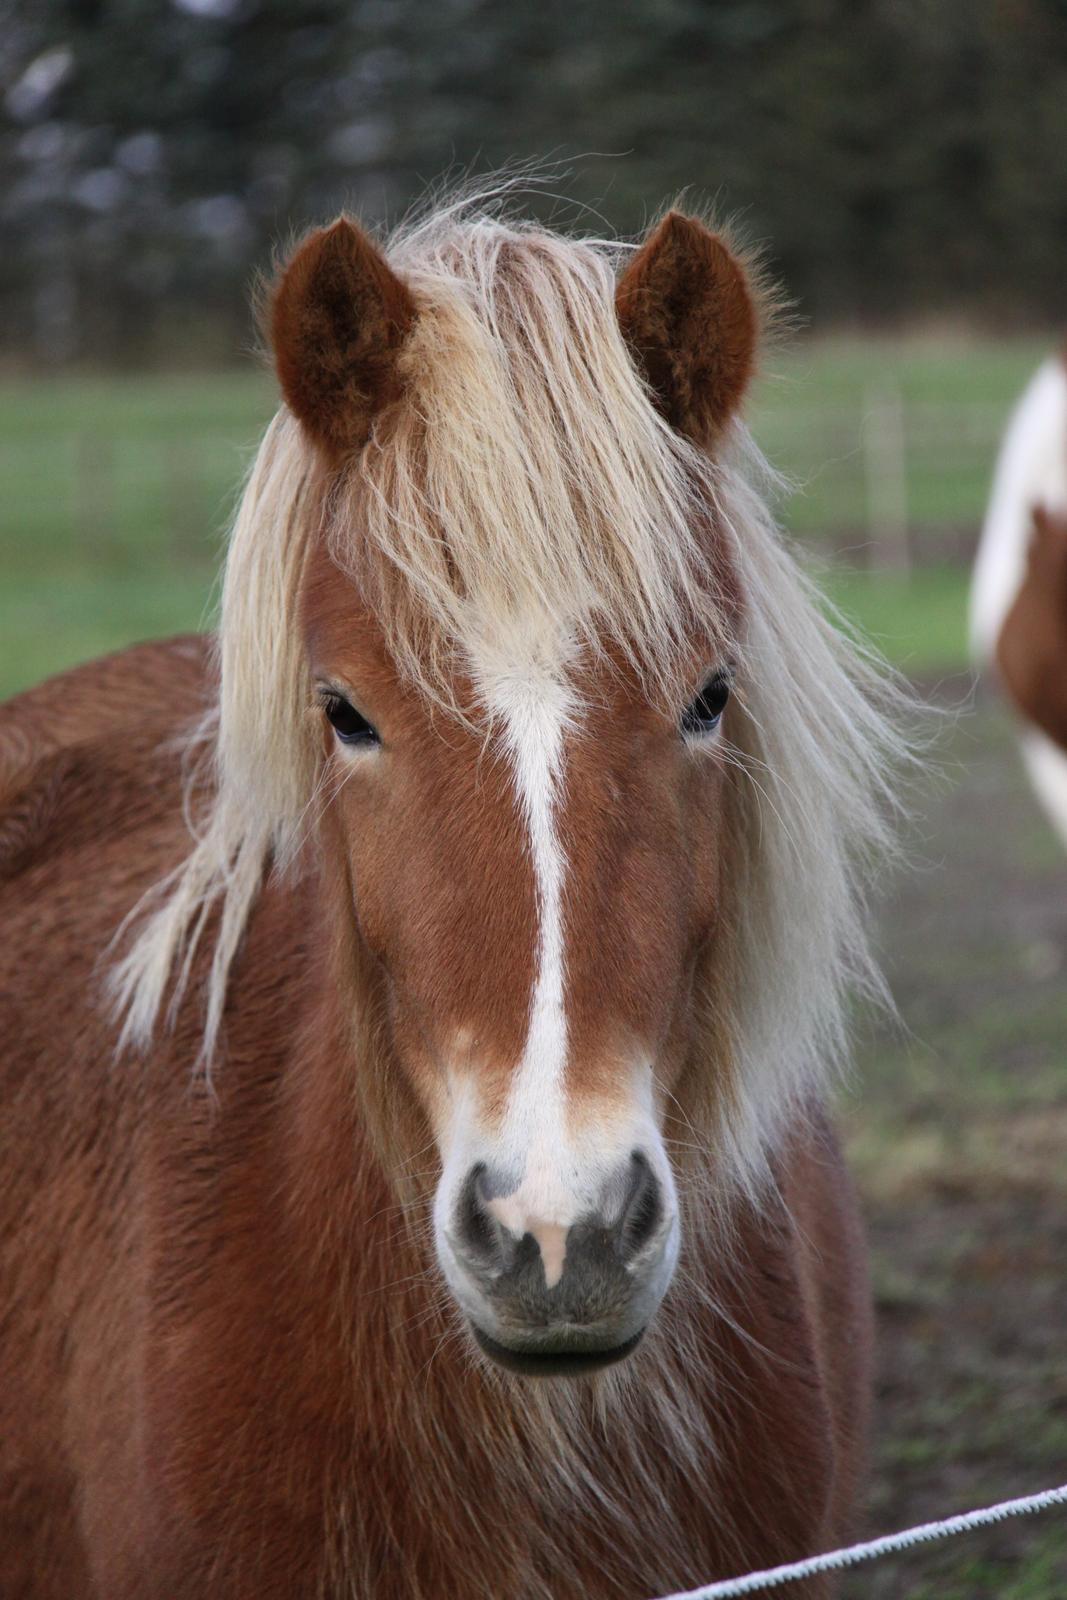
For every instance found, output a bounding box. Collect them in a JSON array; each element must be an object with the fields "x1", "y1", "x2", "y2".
[
  {"x1": 0, "y1": 333, "x2": 1050, "y2": 697},
  {"x1": 752, "y1": 333, "x2": 1048, "y2": 535},
  {"x1": 0, "y1": 372, "x2": 269, "y2": 696}
]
